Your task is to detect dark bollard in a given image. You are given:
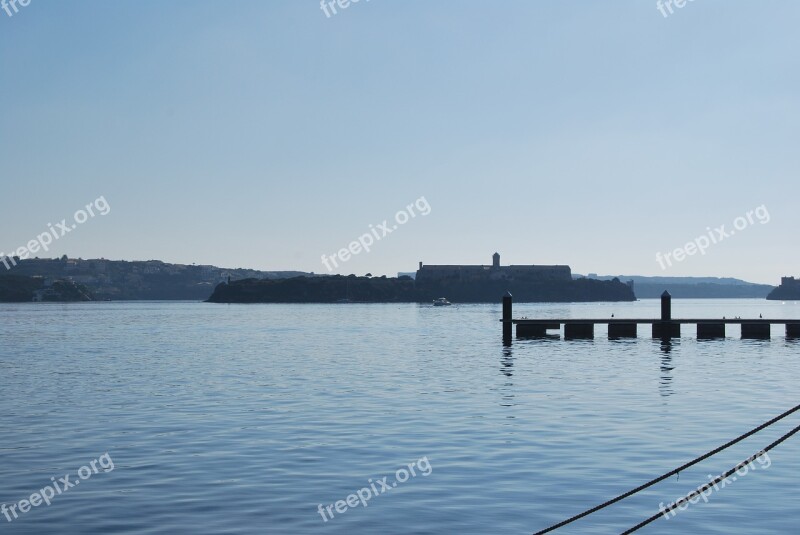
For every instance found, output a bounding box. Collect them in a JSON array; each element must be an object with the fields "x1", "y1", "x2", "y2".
[
  {"x1": 654, "y1": 290, "x2": 679, "y2": 339},
  {"x1": 661, "y1": 290, "x2": 671, "y2": 321},
  {"x1": 502, "y1": 291, "x2": 513, "y2": 343}
]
